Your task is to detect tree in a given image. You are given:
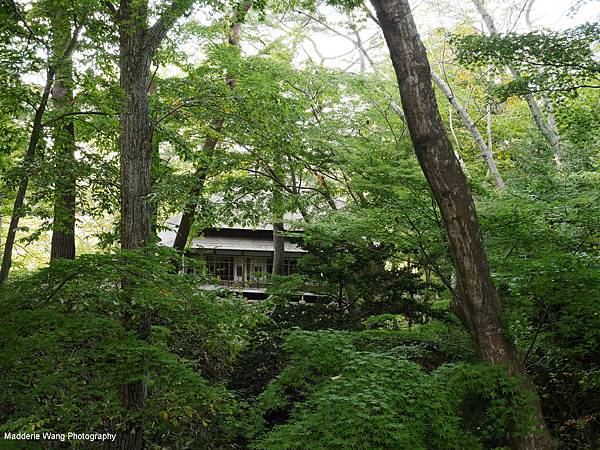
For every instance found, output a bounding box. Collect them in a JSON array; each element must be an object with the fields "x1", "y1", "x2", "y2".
[
  {"x1": 107, "y1": 0, "x2": 197, "y2": 448},
  {"x1": 366, "y1": 0, "x2": 553, "y2": 447},
  {"x1": 172, "y1": 1, "x2": 252, "y2": 252},
  {"x1": 271, "y1": 151, "x2": 286, "y2": 275},
  {"x1": 430, "y1": 70, "x2": 505, "y2": 189},
  {"x1": 301, "y1": 9, "x2": 506, "y2": 188},
  {"x1": 0, "y1": 1, "x2": 83, "y2": 285},
  {"x1": 49, "y1": 6, "x2": 76, "y2": 260},
  {"x1": 453, "y1": 23, "x2": 600, "y2": 97},
  {"x1": 470, "y1": 0, "x2": 564, "y2": 168}
]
